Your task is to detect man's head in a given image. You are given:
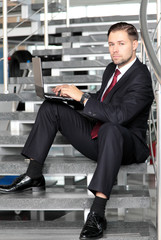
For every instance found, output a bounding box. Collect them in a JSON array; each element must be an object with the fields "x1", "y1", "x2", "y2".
[{"x1": 107, "y1": 22, "x2": 138, "y2": 68}]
